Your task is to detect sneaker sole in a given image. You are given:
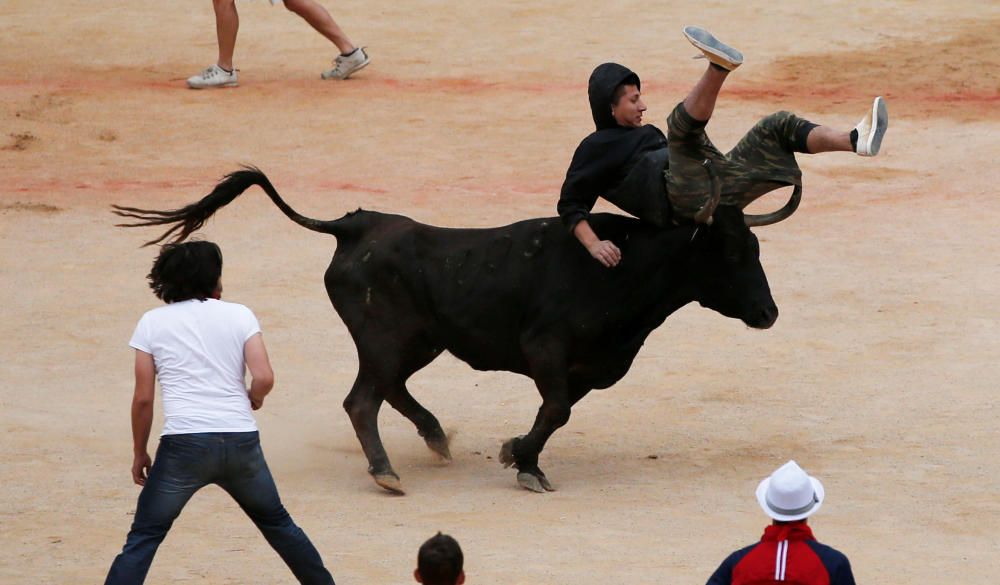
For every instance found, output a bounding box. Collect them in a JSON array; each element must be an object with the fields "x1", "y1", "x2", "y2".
[
  {"x1": 865, "y1": 96, "x2": 888, "y2": 156},
  {"x1": 187, "y1": 81, "x2": 239, "y2": 89},
  {"x1": 683, "y1": 26, "x2": 743, "y2": 70},
  {"x1": 322, "y1": 56, "x2": 371, "y2": 80}
]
